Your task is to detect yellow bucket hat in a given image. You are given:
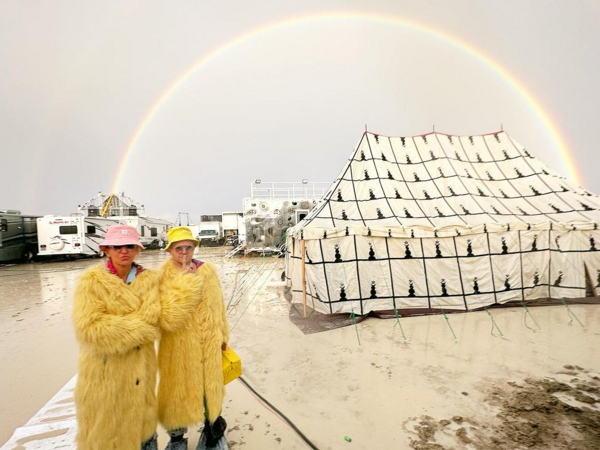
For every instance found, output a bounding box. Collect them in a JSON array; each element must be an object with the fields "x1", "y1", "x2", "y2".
[{"x1": 165, "y1": 227, "x2": 199, "y2": 250}]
